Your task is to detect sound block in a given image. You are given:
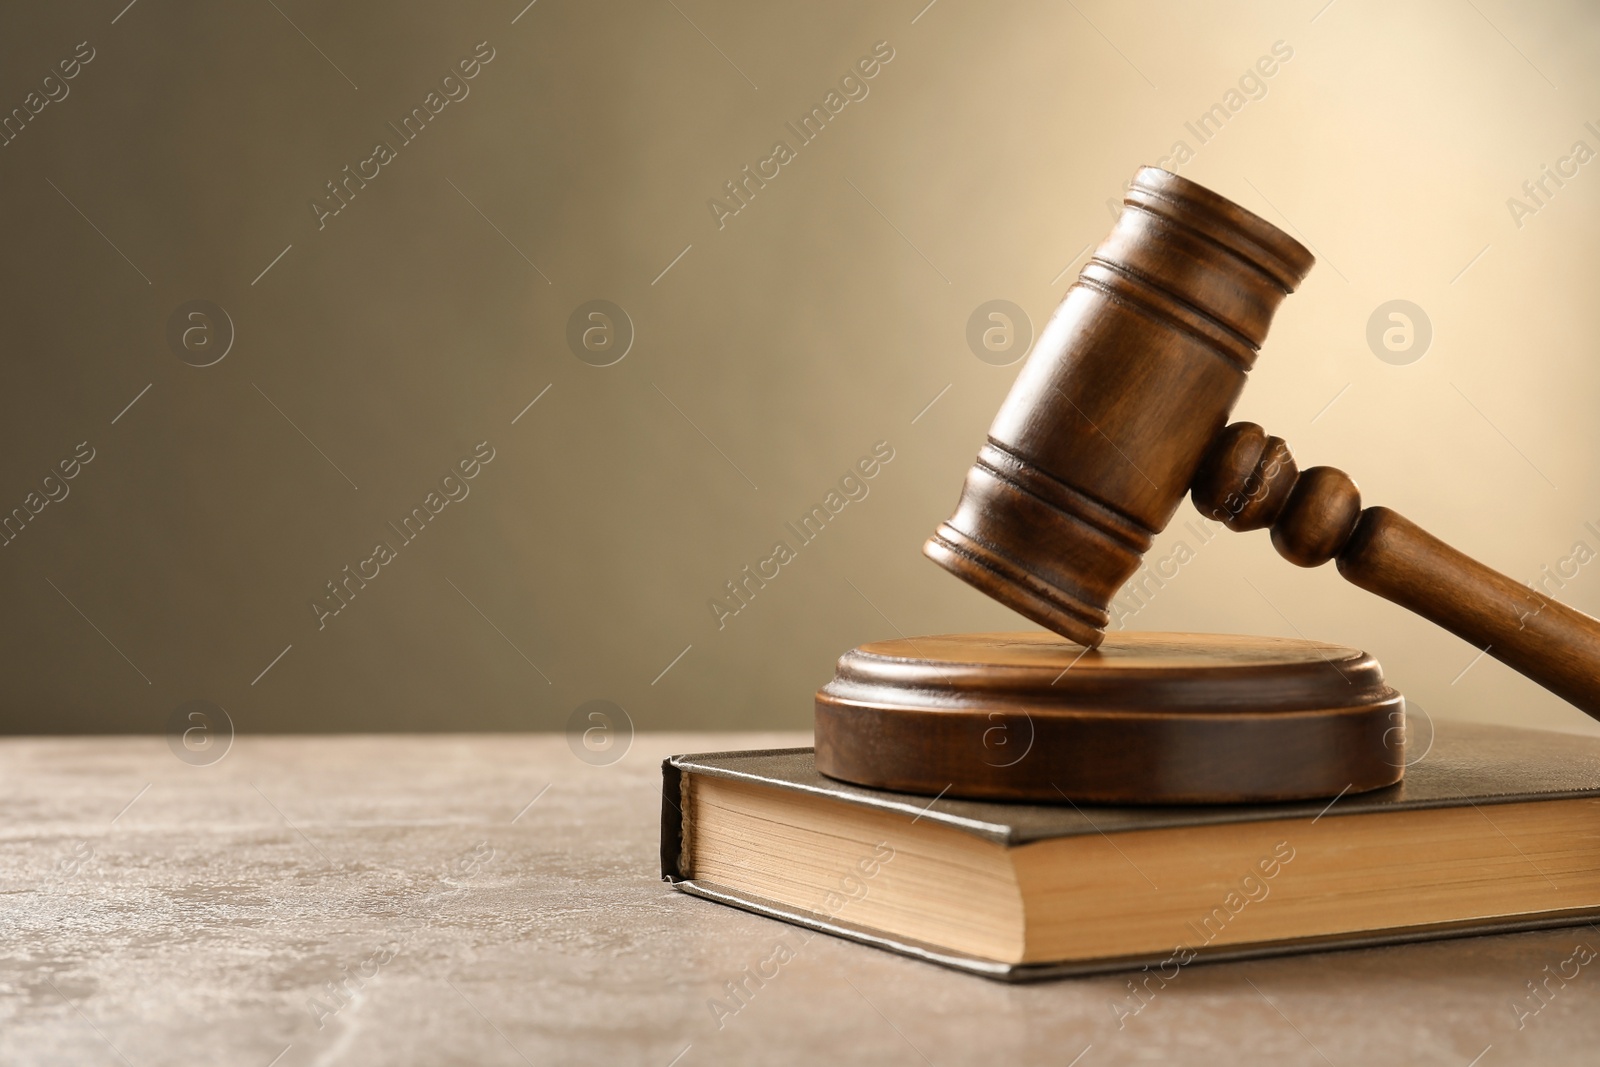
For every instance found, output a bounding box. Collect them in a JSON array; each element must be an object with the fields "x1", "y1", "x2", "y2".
[{"x1": 814, "y1": 632, "x2": 1405, "y2": 804}]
